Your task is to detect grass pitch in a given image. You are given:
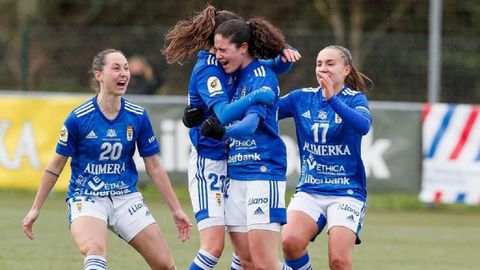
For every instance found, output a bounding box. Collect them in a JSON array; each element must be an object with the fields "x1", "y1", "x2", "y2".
[{"x1": 1, "y1": 188, "x2": 480, "y2": 269}]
